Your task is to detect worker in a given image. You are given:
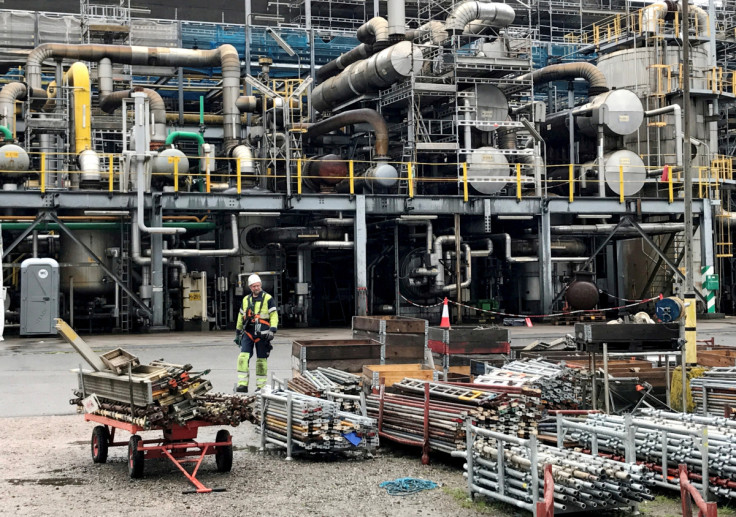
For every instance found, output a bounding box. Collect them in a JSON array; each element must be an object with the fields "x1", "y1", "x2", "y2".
[{"x1": 234, "y1": 274, "x2": 279, "y2": 393}]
